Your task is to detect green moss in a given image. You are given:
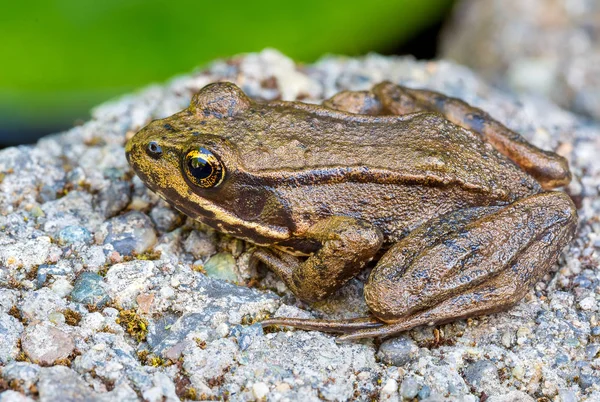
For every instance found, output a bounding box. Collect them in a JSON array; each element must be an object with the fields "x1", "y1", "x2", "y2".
[{"x1": 116, "y1": 309, "x2": 148, "y2": 342}]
